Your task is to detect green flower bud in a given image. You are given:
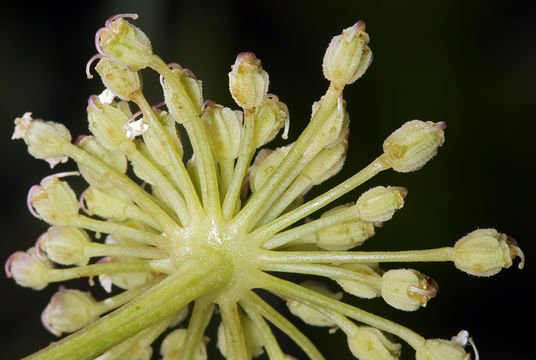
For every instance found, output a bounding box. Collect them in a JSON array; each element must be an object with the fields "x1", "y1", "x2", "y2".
[
  {"x1": 95, "y1": 57, "x2": 142, "y2": 101},
  {"x1": 42, "y1": 287, "x2": 98, "y2": 336},
  {"x1": 162, "y1": 65, "x2": 204, "y2": 121},
  {"x1": 229, "y1": 52, "x2": 269, "y2": 109},
  {"x1": 39, "y1": 226, "x2": 91, "y2": 266},
  {"x1": 216, "y1": 313, "x2": 264, "y2": 358},
  {"x1": 286, "y1": 281, "x2": 342, "y2": 327},
  {"x1": 98, "y1": 257, "x2": 156, "y2": 292},
  {"x1": 303, "y1": 140, "x2": 347, "y2": 186},
  {"x1": 82, "y1": 187, "x2": 131, "y2": 222},
  {"x1": 160, "y1": 329, "x2": 207, "y2": 360},
  {"x1": 383, "y1": 120, "x2": 445, "y2": 173},
  {"x1": 253, "y1": 94, "x2": 289, "y2": 147},
  {"x1": 454, "y1": 228, "x2": 524, "y2": 277},
  {"x1": 416, "y1": 339, "x2": 470, "y2": 360},
  {"x1": 143, "y1": 110, "x2": 184, "y2": 168},
  {"x1": 28, "y1": 175, "x2": 79, "y2": 226},
  {"x1": 347, "y1": 326, "x2": 401, "y2": 360},
  {"x1": 356, "y1": 186, "x2": 406, "y2": 223},
  {"x1": 77, "y1": 136, "x2": 127, "y2": 189},
  {"x1": 13, "y1": 113, "x2": 71, "y2": 168},
  {"x1": 323, "y1": 21, "x2": 372, "y2": 86},
  {"x1": 250, "y1": 145, "x2": 292, "y2": 193},
  {"x1": 335, "y1": 263, "x2": 382, "y2": 298},
  {"x1": 5, "y1": 247, "x2": 53, "y2": 290},
  {"x1": 96, "y1": 15, "x2": 152, "y2": 70},
  {"x1": 87, "y1": 97, "x2": 133, "y2": 151},
  {"x1": 381, "y1": 269, "x2": 438, "y2": 311},
  {"x1": 201, "y1": 103, "x2": 243, "y2": 160}
]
